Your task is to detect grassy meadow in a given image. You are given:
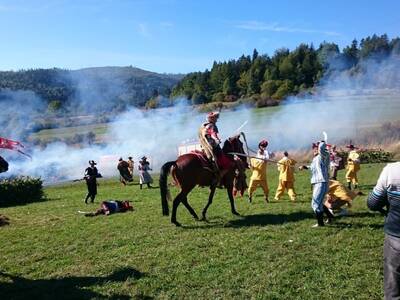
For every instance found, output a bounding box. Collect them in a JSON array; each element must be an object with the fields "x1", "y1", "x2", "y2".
[{"x1": 0, "y1": 163, "x2": 388, "y2": 299}]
